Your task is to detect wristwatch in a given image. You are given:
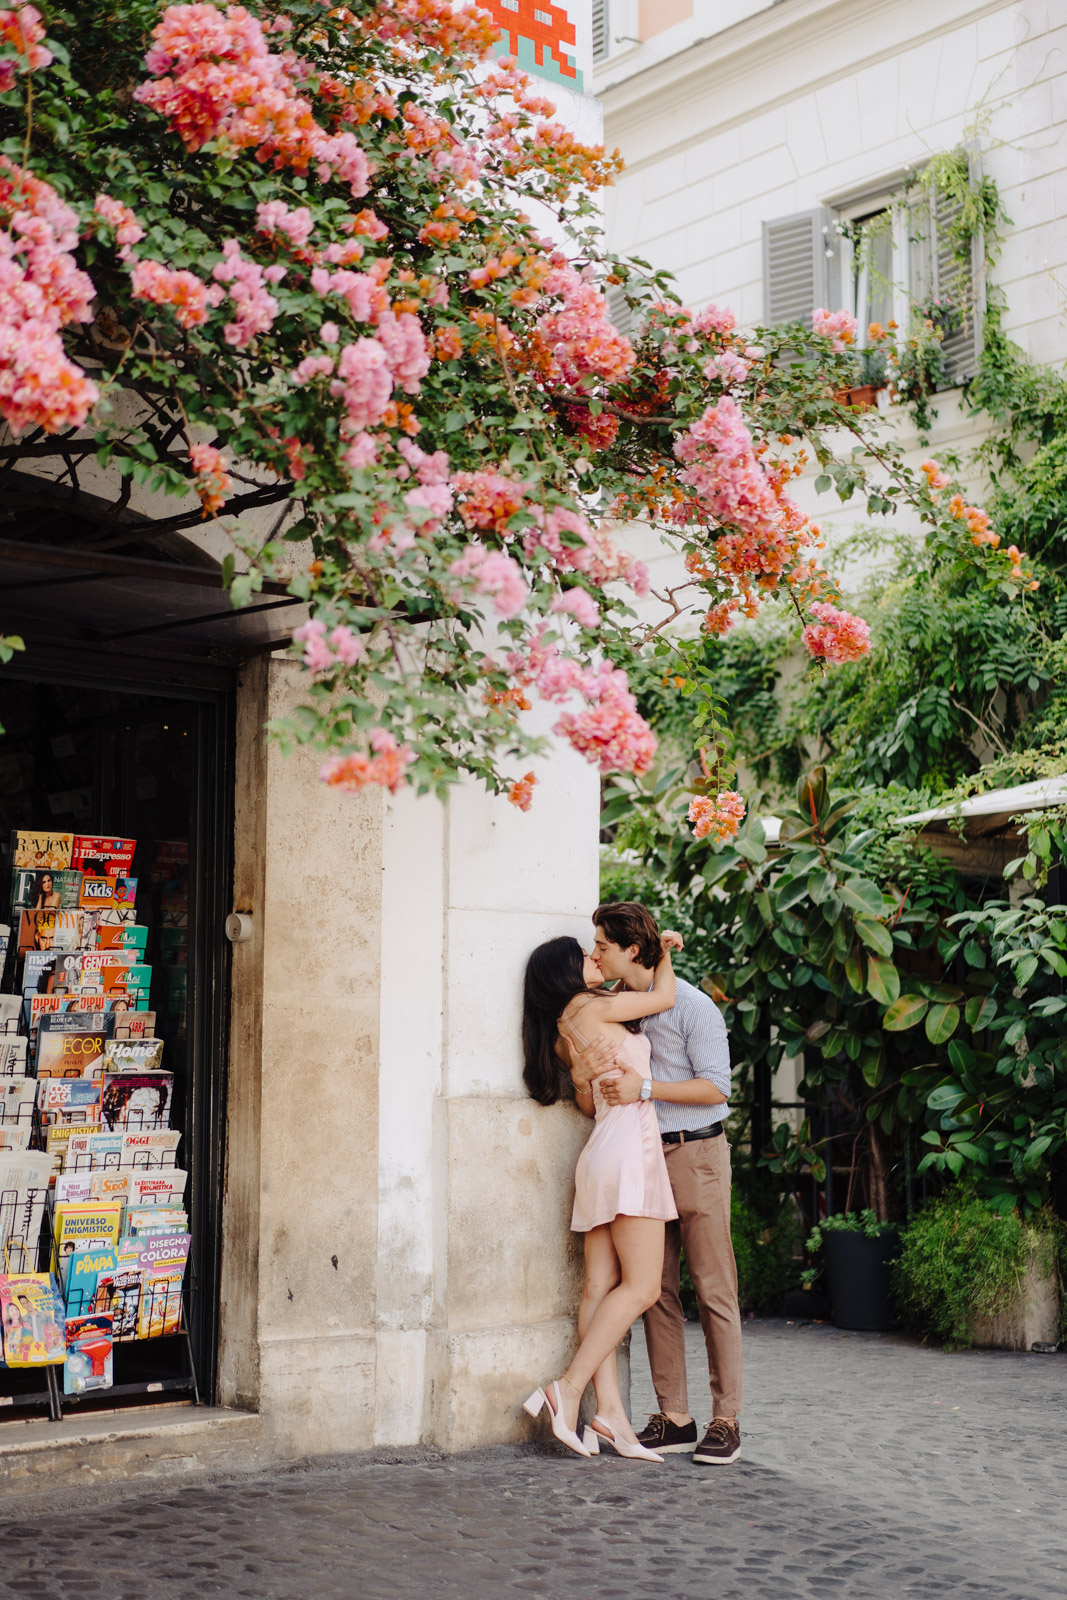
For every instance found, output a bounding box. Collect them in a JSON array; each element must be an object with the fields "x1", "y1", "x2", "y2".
[{"x1": 640, "y1": 1077, "x2": 653, "y2": 1102}]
